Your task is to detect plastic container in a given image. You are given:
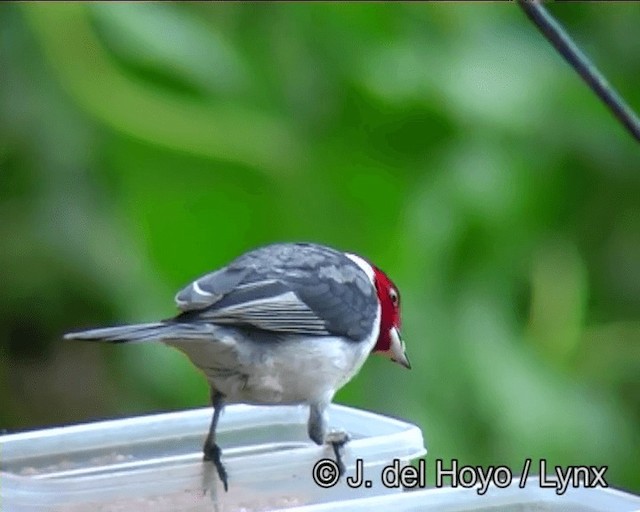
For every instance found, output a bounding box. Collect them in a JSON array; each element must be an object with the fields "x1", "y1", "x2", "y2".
[
  {"x1": 0, "y1": 404, "x2": 426, "y2": 512},
  {"x1": 286, "y1": 476, "x2": 640, "y2": 512}
]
